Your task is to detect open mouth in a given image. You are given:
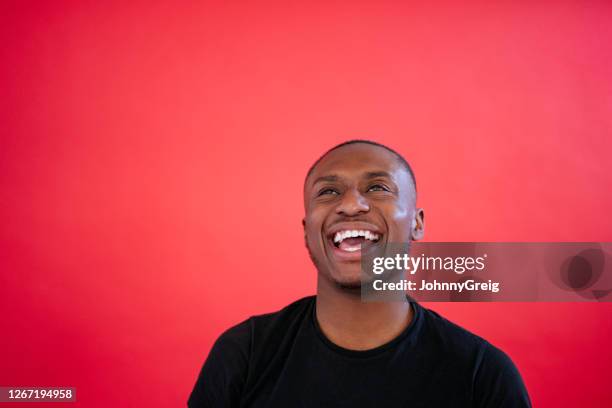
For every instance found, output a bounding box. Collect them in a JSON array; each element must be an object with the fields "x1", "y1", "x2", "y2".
[{"x1": 330, "y1": 229, "x2": 381, "y2": 253}]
